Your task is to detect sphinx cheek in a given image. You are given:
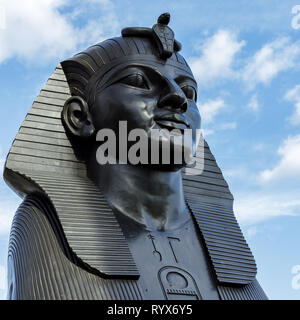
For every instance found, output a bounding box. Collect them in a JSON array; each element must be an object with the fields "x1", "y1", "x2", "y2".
[
  {"x1": 91, "y1": 94, "x2": 123, "y2": 132},
  {"x1": 143, "y1": 98, "x2": 159, "y2": 126},
  {"x1": 125, "y1": 99, "x2": 155, "y2": 131}
]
